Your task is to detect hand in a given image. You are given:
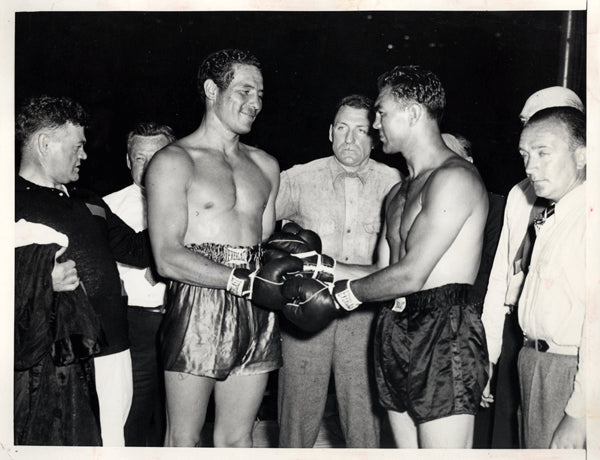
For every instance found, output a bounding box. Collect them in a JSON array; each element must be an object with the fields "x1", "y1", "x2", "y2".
[
  {"x1": 51, "y1": 246, "x2": 80, "y2": 292},
  {"x1": 480, "y1": 362, "x2": 495, "y2": 408},
  {"x1": 251, "y1": 256, "x2": 304, "y2": 310},
  {"x1": 265, "y1": 223, "x2": 335, "y2": 282},
  {"x1": 281, "y1": 277, "x2": 341, "y2": 332},
  {"x1": 550, "y1": 413, "x2": 586, "y2": 449}
]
